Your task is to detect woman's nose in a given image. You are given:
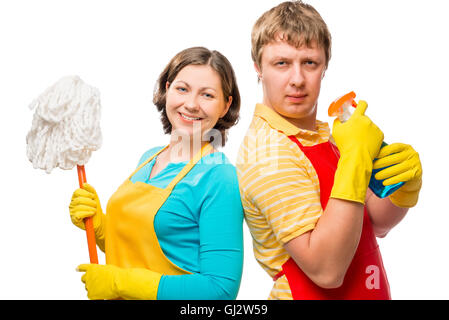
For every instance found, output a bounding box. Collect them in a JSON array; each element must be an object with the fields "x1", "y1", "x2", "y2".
[{"x1": 184, "y1": 94, "x2": 200, "y2": 112}]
